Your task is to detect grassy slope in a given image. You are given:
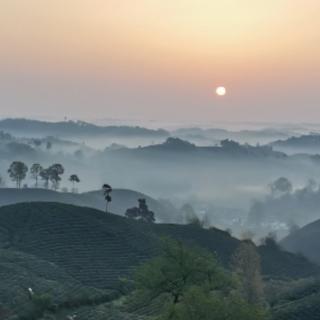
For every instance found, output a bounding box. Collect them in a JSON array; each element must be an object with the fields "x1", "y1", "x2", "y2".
[
  {"x1": 269, "y1": 280, "x2": 320, "y2": 320},
  {"x1": 0, "y1": 202, "x2": 319, "y2": 319},
  {"x1": 0, "y1": 248, "x2": 111, "y2": 319},
  {"x1": 0, "y1": 202, "x2": 318, "y2": 288},
  {"x1": 0, "y1": 188, "x2": 179, "y2": 222}
]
